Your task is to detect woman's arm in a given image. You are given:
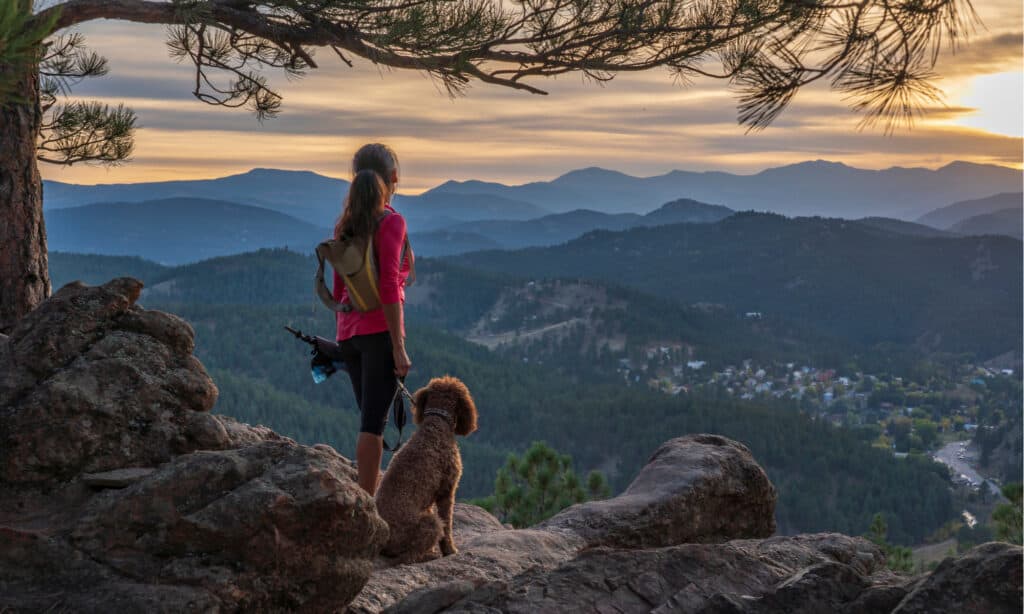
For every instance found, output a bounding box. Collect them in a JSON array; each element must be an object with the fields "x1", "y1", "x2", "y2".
[
  {"x1": 377, "y1": 214, "x2": 411, "y2": 376},
  {"x1": 383, "y1": 303, "x2": 410, "y2": 377}
]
